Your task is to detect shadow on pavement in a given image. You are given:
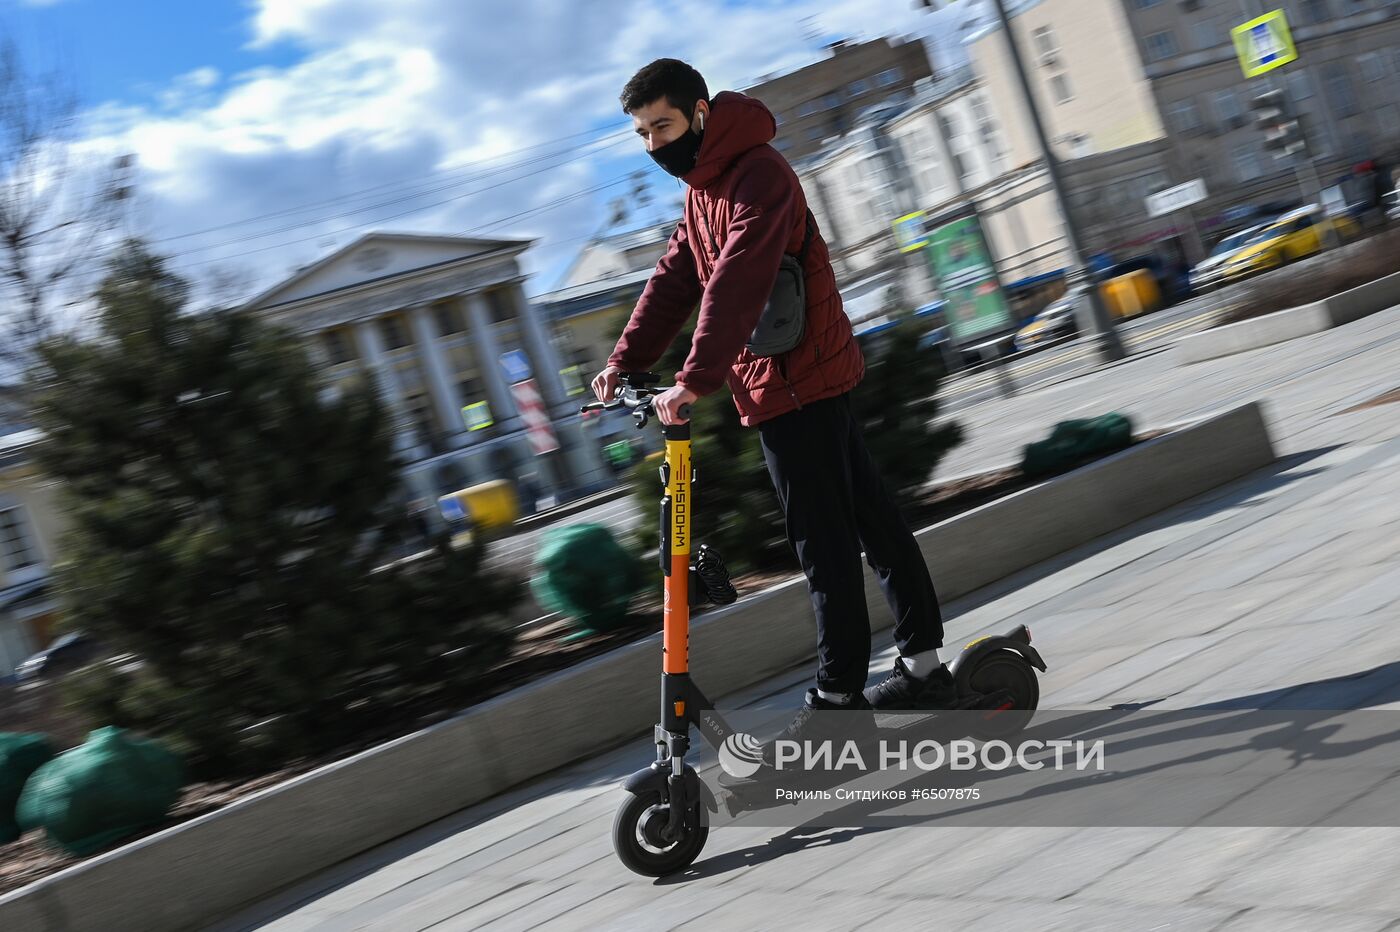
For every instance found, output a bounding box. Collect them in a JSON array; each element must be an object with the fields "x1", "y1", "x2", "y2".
[
  {"x1": 679, "y1": 659, "x2": 1400, "y2": 875},
  {"x1": 657, "y1": 824, "x2": 896, "y2": 884}
]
